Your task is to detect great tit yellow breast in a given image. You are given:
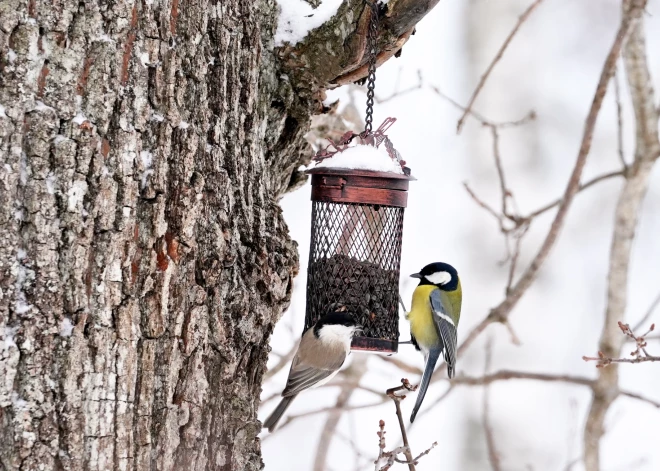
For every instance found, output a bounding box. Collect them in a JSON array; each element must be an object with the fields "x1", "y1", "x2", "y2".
[{"x1": 408, "y1": 285, "x2": 440, "y2": 348}]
